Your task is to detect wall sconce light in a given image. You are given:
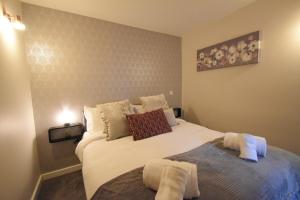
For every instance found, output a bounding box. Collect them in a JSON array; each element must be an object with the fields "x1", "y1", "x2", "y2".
[
  {"x1": 56, "y1": 107, "x2": 76, "y2": 126},
  {"x1": 12, "y1": 15, "x2": 25, "y2": 30},
  {"x1": 1, "y1": 3, "x2": 26, "y2": 31}
]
